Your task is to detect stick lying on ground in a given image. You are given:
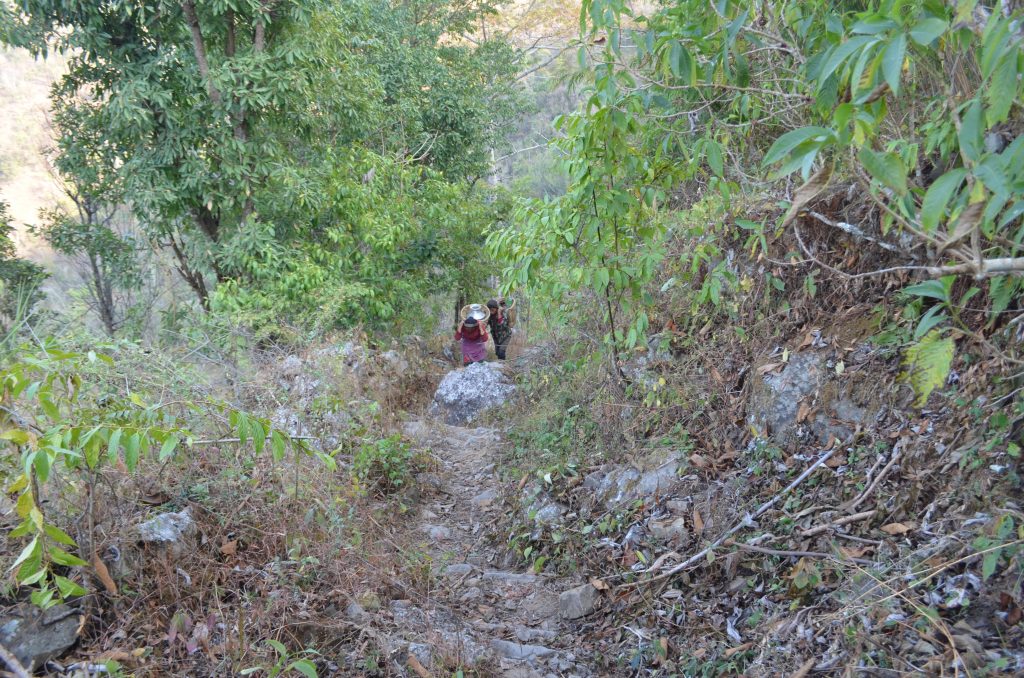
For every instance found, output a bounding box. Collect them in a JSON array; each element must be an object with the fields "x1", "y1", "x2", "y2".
[
  {"x1": 0, "y1": 642, "x2": 30, "y2": 678},
  {"x1": 725, "y1": 539, "x2": 874, "y2": 565},
  {"x1": 801, "y1": 509, "x2": 876, "y2": 538},
  {"x1": 618, "y1": 446, "x2": 839, "y2": 590}
]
